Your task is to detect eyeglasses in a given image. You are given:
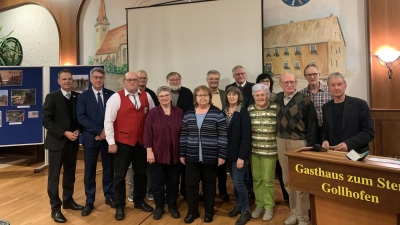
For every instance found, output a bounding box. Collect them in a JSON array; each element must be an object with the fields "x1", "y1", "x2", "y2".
[
  {"x1": 196, "y1": 94, "x2": 209, "y2": 98},
  {"x1": 124, "y1": 78, "x2": 139, "y2": 83},
  {"x1": 207, "y1": 78, "x2": 220, "y2": 81},
  {"x1": 234, "y1": 72, "x2": 246, "y2": 76},
  {"x1": 280, "y1": 80, "x2": 297, "y2": 86},
  {"x1": 138, "y1": 77, "x2": 148, "y2": 80},
  {"x1": 305, "y1": 73, "x2": 319, "y2": 77},
  {"x1": 91, "y1": 76, "x2": 105, "y2": 80},
  {"x1": 260, "y1": 79, "x2": 270, "y2": 83},
  {"x1": 168, "y1": 78, "x2": 181, "y2": 82},
  {"x1": 158, "y1": 94, "x2": 170, "y2": 98},
  {"x1": 254, "y1": 94, "x2": 267, "y2": 98}
]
